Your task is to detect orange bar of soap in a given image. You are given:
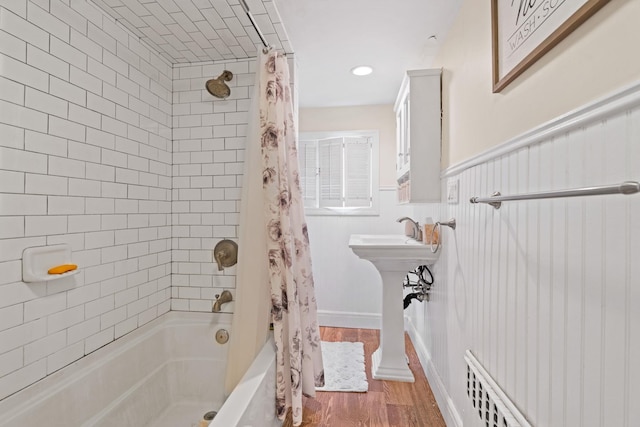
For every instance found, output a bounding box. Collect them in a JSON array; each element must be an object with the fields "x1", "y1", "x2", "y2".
[{"x1": 47, "y1": 264, "x2": 78, "y2": 275}]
